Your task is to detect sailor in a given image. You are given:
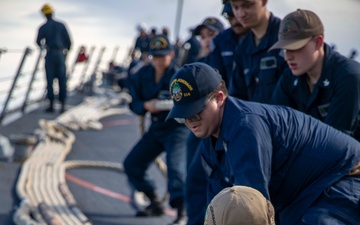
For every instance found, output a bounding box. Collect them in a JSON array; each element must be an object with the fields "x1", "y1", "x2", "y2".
[
  {"x1": 180, "y1": 28, "x2": 201, "y2": 66},
  {"x1": 227, "y1": 0, "x2": 287, "y2": 103},
  {"x1": 193, "y1": 17, "x2": 224, "y2": 64},
  {"x1": 270, "y1": 9, "x2": 360, "y2": 141},
  {"x1": 133, "y1": 23, "x2": 150, "y2": 60},
  {"x1": 36, "y1": 3, "x2": 71, "y2": 113},
  {"x1": 185, "y1": 4, "x2": 248, "y2": 225},
  {"x1": 124, "y1": 35, "x2": 189, "y2": 225},
  {"x1": 208, "y1": 2, "x2": 248, "y2": 86},
  {"x1": 204, "y1": 186, "x2": 275, "y2": 225},
  {"x1": 166, "y1": 62, "x2": 360, "y2": 225}
]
